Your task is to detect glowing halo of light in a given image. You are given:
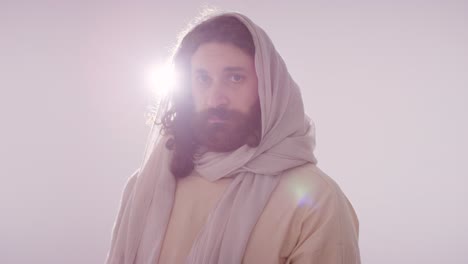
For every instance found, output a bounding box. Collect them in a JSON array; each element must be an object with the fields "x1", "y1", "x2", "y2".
[
  {"x1": 145, "y1": 62, "x2": 178, "y2": 99},
  {"x1": 140, "y1": 61, "x2": 179, "y2": 166},
  {"x1": 144, "y1": 62, "x2": 178, "y2": 126}
]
